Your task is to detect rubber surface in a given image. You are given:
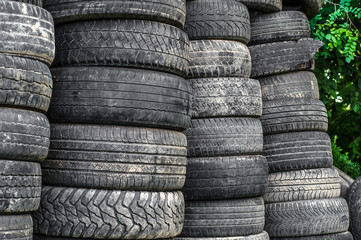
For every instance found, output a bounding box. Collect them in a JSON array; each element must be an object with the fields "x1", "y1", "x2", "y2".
[
  {"x1": 0, "y1": 214, "x2": 33, "y2": 239},
  {"x1": 47, "y1": 67, "x2": 191, "y2": 130},
  {"x1": 283, "y1": 0, "x2": 324, "y2": 19},
  {"x1": 334, "y1": 167, "x2": 354, "y2": 200},
  {"x1": 239, "y1": 0, "x2": 282, "y2": 12},
  {"x1": 11, "y1": 0, "x2": 43, "y2": 6},
  {"x1": 271, "y1": 231, "x2": 354, "y2": 240},
  {"x1": 348, "y1": 176, "x2": 361, "y2": 240},
  {"x1": 176, "y1": 232, "x2": 270, "y2": 240}
]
